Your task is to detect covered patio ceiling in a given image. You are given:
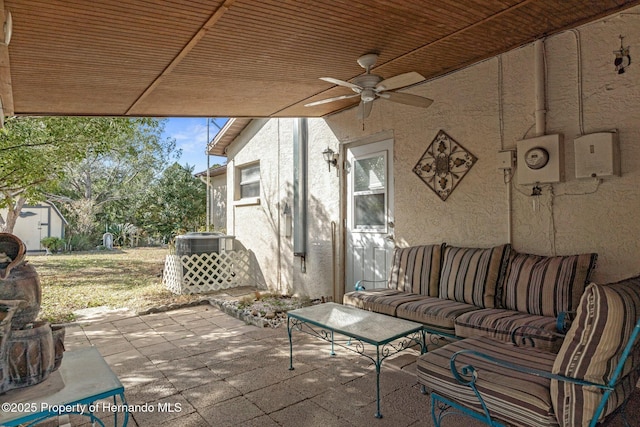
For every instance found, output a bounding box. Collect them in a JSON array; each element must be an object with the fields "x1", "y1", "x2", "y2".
[{"x1": 2, "y1": 0, "x2": 639, "y2": 119}]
